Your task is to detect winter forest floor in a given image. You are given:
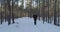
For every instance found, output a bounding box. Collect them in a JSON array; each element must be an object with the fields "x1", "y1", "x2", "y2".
[{"x1": 0, "y1": 17, "x2": 60, "y2": 32}]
